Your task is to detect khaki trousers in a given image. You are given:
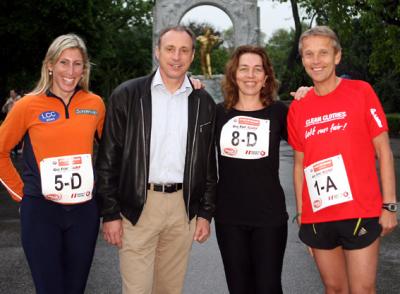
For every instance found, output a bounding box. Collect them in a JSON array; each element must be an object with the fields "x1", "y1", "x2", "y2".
[{"x1": 120, "y1": 189, "x2": 196, "y2": 294}]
